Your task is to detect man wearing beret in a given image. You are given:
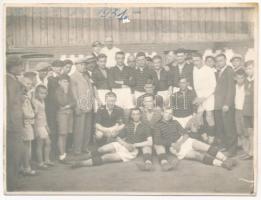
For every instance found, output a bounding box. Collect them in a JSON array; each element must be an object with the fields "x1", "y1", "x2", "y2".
[
  {"x1": 6, "y1": 55, "x2": 25, "y2": 191},
  {"x1": 92, "y1": 41, "x2": 103, "y2": 59},
  {"x1": 45, "y1": 60, "x2": 64, "y2": 160}
]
